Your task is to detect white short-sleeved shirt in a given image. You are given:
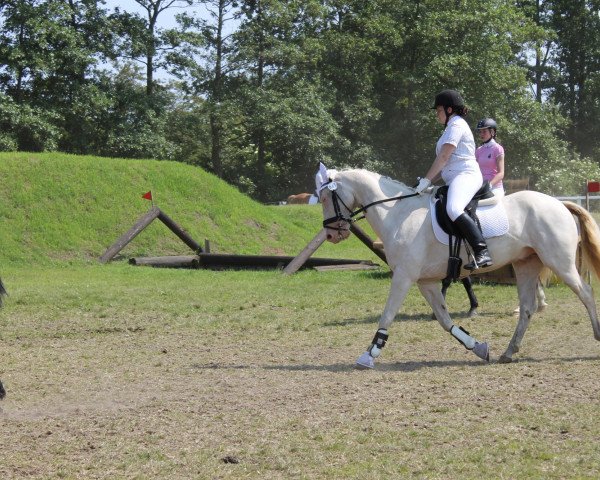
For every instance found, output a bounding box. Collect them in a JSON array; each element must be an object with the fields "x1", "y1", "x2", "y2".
[{"x1": 436, "y1": 115, "x2": 479, "y2": 183}]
